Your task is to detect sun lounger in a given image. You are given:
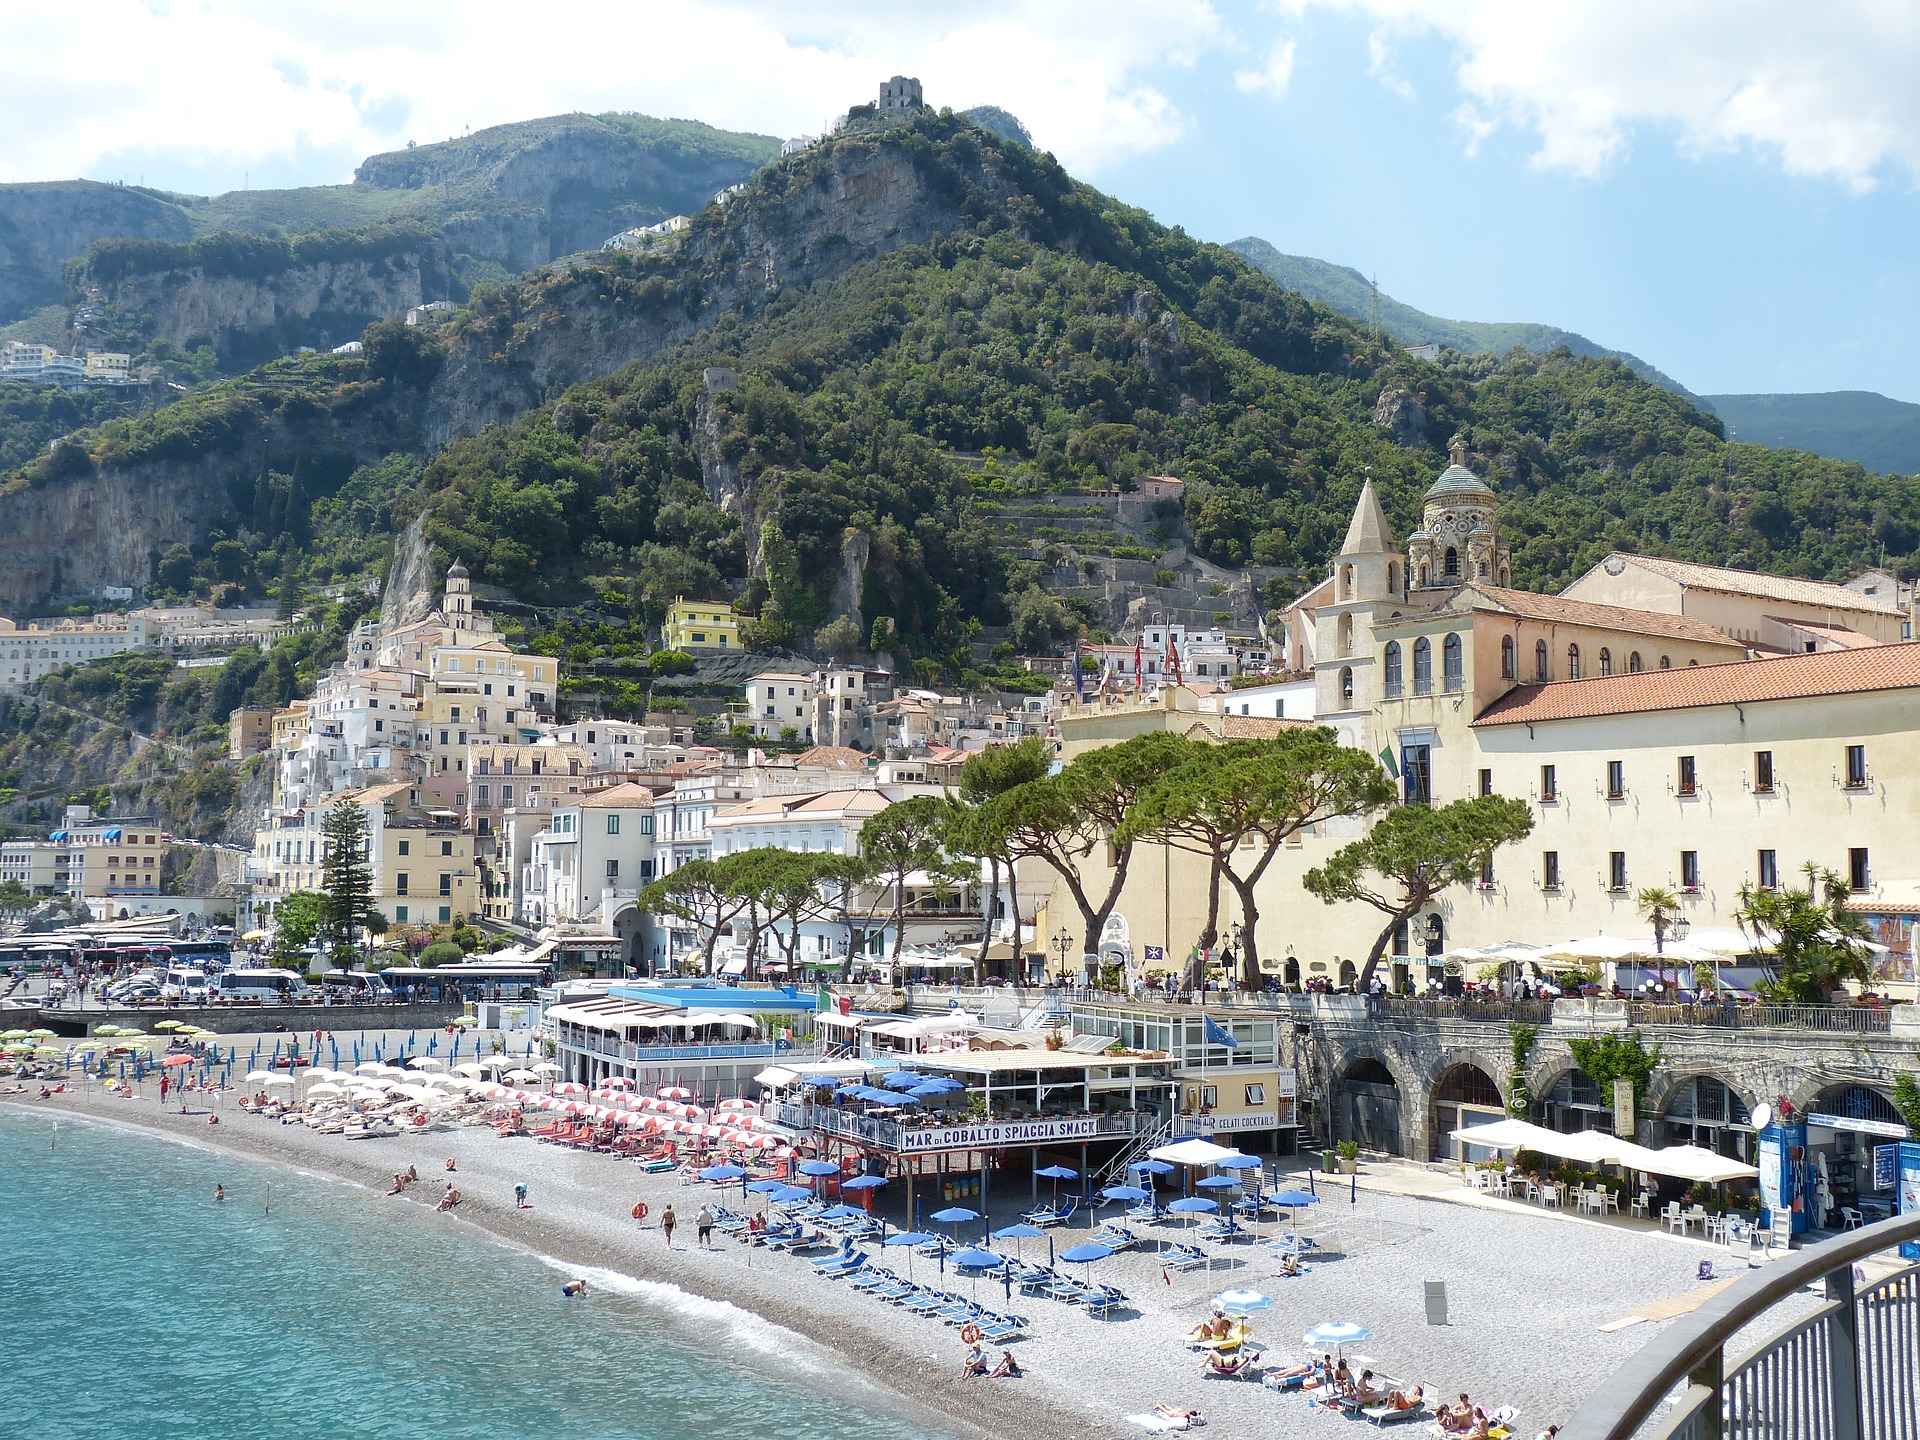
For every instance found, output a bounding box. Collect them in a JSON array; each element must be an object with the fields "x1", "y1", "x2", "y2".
[
  {"x1": 1093, "y1": 1225, "x2": 1139, "y2": 1251},
  {"x1": 1022, "y1": 1196, "x2": 1080, "y2": 1227},
  {"x1": 849, "y1": 1268, "x2": 894, "y2": 1292},
  {"x1": 1124, "y1": 1413, "x2": 1199, "y2": 1433},
  {"x1": 1085, "y1": 1286, "x2": 1129, "y2": 1319},
  {"x1": 976, "y1": 1314, "x2": 1028, "y2": 1342},
  {"x1": 1163, "y1": 1245, "x2": 1209, "y2": 1271},
  {"x1": 1361, "y1": 1400, "x2": 1428, "y2": 1427},
  {"x1": 1043, "y1": 1278, "x2": 1089, "y2": 1303},
  {"x1": 1125, "y1": 1202, "x2": 1161, "y2": 1222},
  {"x1": 809, "y1": 1250, "x2": 866, "y2": 1276}
]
